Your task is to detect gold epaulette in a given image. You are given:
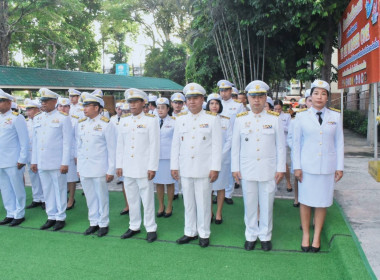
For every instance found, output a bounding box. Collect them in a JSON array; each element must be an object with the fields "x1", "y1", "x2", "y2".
[
  {"x1": 25, "y1": 117, "x2": 29, "y2": 121},
  {"x1": 329, "y1": 107, "x2": 341, "y2": 113},
  {"x1": 267, "y1": 110, "x2": 279, "y2": 117},
  {"x1": 59, "y1": 111, "x2": 68, "y2": 116},
  {"x1": 220, "y1": 115, "x2": 230, "y2": 119},
  {"x1": 237, "y1": 111, "x2": 248, "y2": 118},
  {"x1": 176, "y1": 112, "x2": 187, "y2": 117},
  {"x1": 170, "y1": 116, "x2": 176, "y2": 120},
  {"x1": 100, "y1": 116, "x2": 110, "y2": 123},
  {"x1": 234, "y1": 99, "x2": 241, "y2": 103},
  {"x1": 121, "y1": 113, "x2": 131, "y2": 118},
  {"x1": 80, "y1": 108, "x2": 84, "y2": 111},
  {"x1": 206, "y1": 111, "x2": 217, "y2": 116},
  {"x1": 298, "y1": 108, "x2": 308, "y2": 113},
  {"x1": 104, "y1": 109, "x2": 108, "y2": 112},
  {"x1": 35, "y1": 112, "x2": 41, "y2": 116},
  {"x1": 78, "y1": 117, "x2": 87, "y2": 123},
  {"x1": 145, "y1": 113, "x2": 156, "y2": 117},
  {"x1": 71, "y1": 115, "x2": 79, "y2": 119},
  {"x1": 12, "y1": 111, "x2": 19, "y2": 116}
]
